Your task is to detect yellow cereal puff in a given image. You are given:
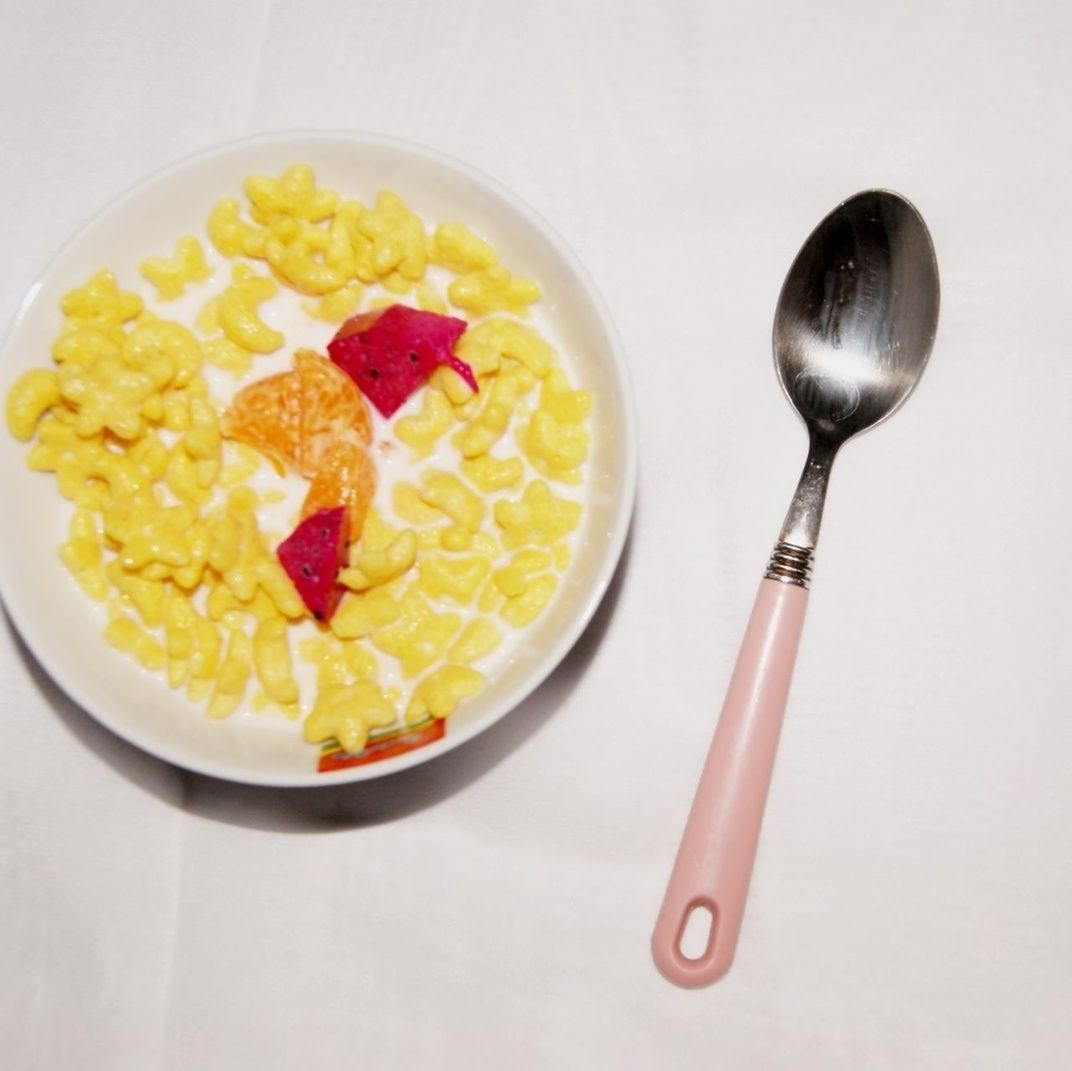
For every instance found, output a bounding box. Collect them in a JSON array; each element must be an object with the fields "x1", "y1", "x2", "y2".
[
  {"x1": 204, "y1": 580, "x2": 240, "y2": 622},
  {"x1": 392, "y1": 481, "x2": 445, "y2": 526},
  {"x1": 460, "y1": 454, "x2": 524, "y2": 493},
  {"x1": 452, "y1": 369, "x2": 526, "y2": 458},
  {"x1": 341, "y1": 529, "x2": 418, "y2": 592},
  {"x1": 265, "y1": 237, "x2": 348, "y2": 296},
  {"x1": 218, "y1": 270, "x2": 284, "y2": 353},
  {"x1": 207, "y1": 628, "x2": 252, "y2": 719},
  {"x1": 418, "y1": 471, "x2": 485, "y2": 532},
  {"x1": 245, "y1": 164, "x2": 339, "y2": 223},
  {"x1": 183, "y1": 397, "x2": 220, "y2": 461},
  {"x1": 61, "y1": 269, "x2": 143, "y2": 331},
  {"x1": 188, "y1": 615, "x2": 222, "y2": 682},
  {"x1": 519, "y1": 409, "x2": 590, "y2": 483},
  {"x1": 305, "y1": 281, "x2": 364, "y2": 323},
  {"x1": 492, "y1": 548, "x2": 553, "y2": 597},
  {"x1": 477, "y1": 577, "x2": 504, "y2": 614},
  {"x1": 430, "y1": 222, "x2": 498, "y2": 274},
  {"x1": 104, "y1": 611, "x2": 166, "y2": 671},
  {"x1": 439, "y1": 525, "x2": 473, "y2": 552},
  {"x1": 304, "y1": 679, "x2": 397, "y2": 754},
  {"x1": 417, "y1": 554, "x2": 491, "y2": 605},
  {"x1": 59, "y1": 510, "x2": 107, "y2": 600},
  {"x1": 6, "y1": 370, "x2": 60, "y2": 441},
  {"x1": 252, "y1": 617, "x2": 299, "y2": 705},
  {"x1": 355, "y1": 507, "x2": 401, "y2": 554},
  {"x1": 501, "y1": 573, "x2": 558, "y2": 628},
  {"x1": 139, "y1": 236, "x2": 212, "y2": 300},
  {"x1": 493, "y1": 480, "x2": 582, "y2": 548},
  {"x1": 195, "y1": 295, "x2": 222, "y2": 335},
  {"x1": 463, "y1": 318, "x2": 554, "y2": 378},
  {"x1": 370, "y1": 590, "x2": 461, "y2": 678},
  {"x1": 381, "y1": 270, "x2": 413, "y2": 295},
  {"x1": 119, "y1": 505, "x2": 197, "y2": 572},
  {"x1": 57, "y1": 352, "x2": 170, "y2": 441},
  {"x1": 471, "y1": 531, "x2": 499, "y2": 557},
  {"x1": 161, "y1": 392, "x2": 190, "y2": 432},
  {"x1": 256, "y1": 555, "x2": 306, "y2": 620},
  {"x1": 448, "y1": 618, "x2": 502, "y2": 664},
  {"x1": 448, "y1": 265, "x2": 540, "y2": 317},
  {"x1": 415, "y1": 280, "x2": 447, "y2": 314},
  {"x1": 299, "y1": 635, "x2": 378, "y2": 687},
  {"x1": 540, "y1": 367, "x2": 593, "y2": 424},
  {"x1": 203, "y1": 336, "x2": 254, "y2": 377},
  {"x1": 166, "y1": 443, "x2": 213, "y2": 505},
  {"x1": 163, "y1": 593, "x2": 197, "y2": 687},
  {"x1": 356, "y1": 189, "x2": 427, "y2": 281},
  {"x1": 428, "y1": 365, "x2": 476, "y2": 407},
  {"x1": 207, "y1": 198, "x2": 268, "y2": 258},
  {"x1": 219, "y1": 442, "x2": 262, "y2": 488},
  {"x1": 105, "y1": 560, "x2": 167, "y2": 627},
  {"x1": 324, "y1": 215, "x2": 356, "y2": 270},
  {"x1": 330, "y1": 586, "x2": 404, "y2": 640},
  {"x1": 411, "y1": 527, "x2": 438, "y2": 550},
  {"x1": 394, "y1": 387, "x2": 453, "y2": 457},
  {"x1": 405, "y1": 664, "x2": 484, "y2": 723},
  {"x1": 52, "y1": 325, "x2": 121, "y2": 367}
]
